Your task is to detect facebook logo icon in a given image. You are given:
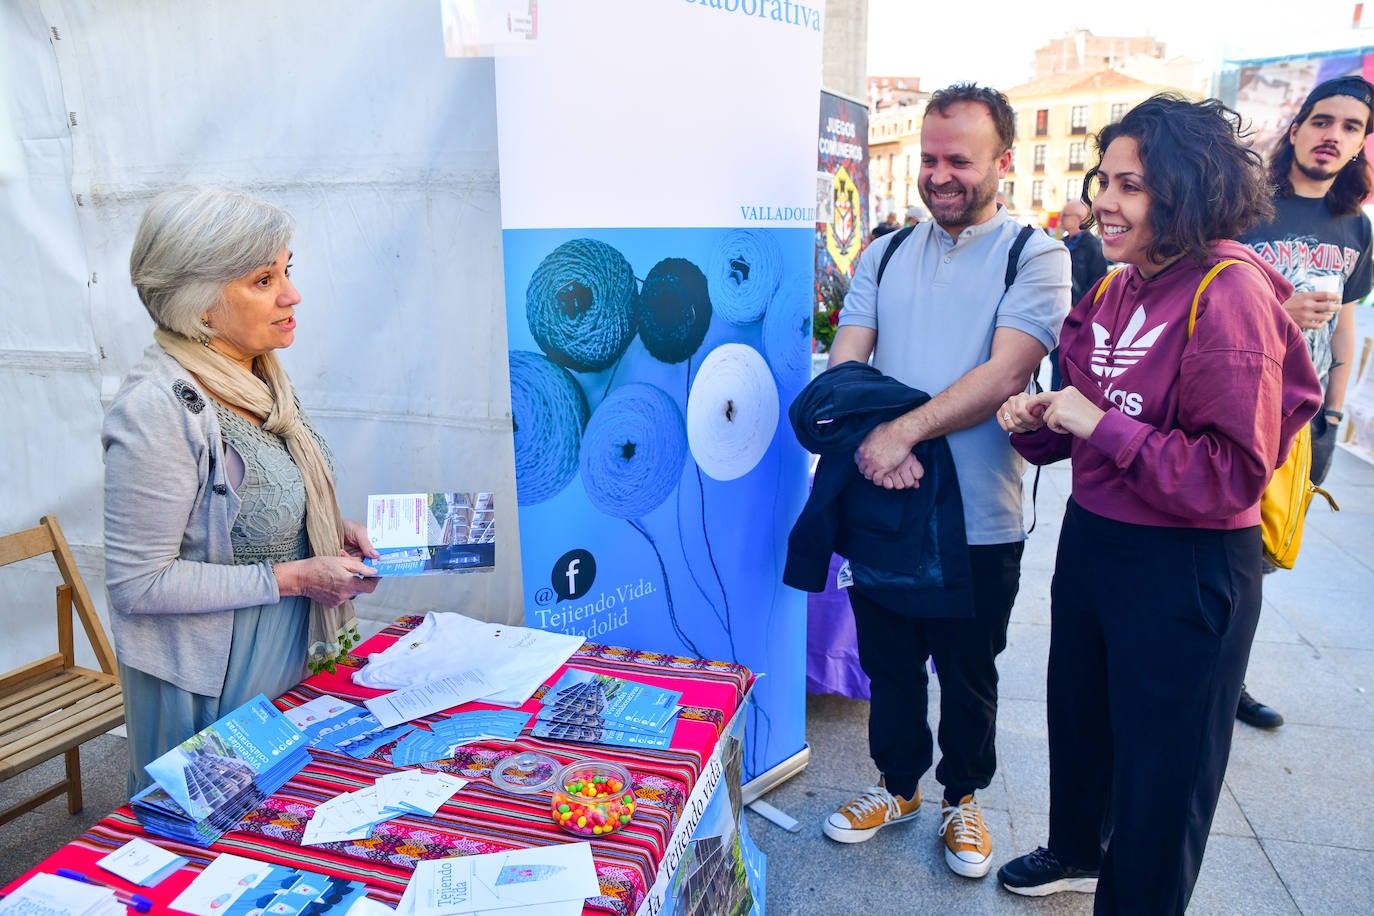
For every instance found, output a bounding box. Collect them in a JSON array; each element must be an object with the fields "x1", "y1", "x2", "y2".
[{"x1": 552, "y1": 548, "x2": 596, "y2": 602}]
